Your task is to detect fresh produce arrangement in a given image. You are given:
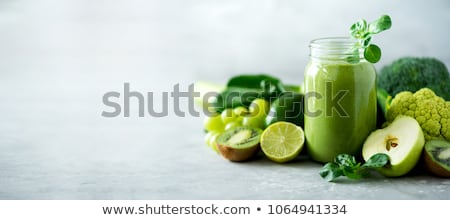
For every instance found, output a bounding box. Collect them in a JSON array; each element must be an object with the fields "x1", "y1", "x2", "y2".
[
  {"x1": 195, "y1": 14, "x2": 450, "y2": 182},
  {"x1": 201, "y1": 75, "x2": 304, "y2": 163}
]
